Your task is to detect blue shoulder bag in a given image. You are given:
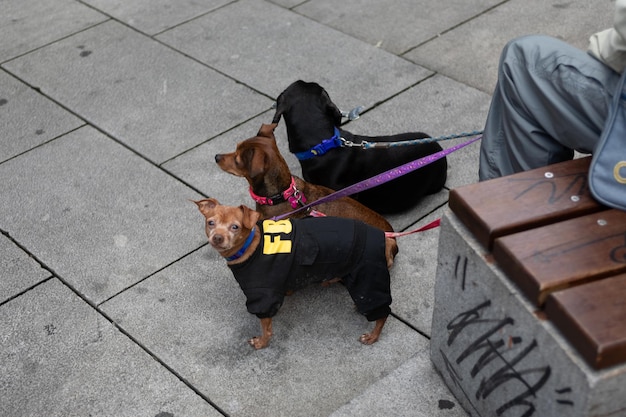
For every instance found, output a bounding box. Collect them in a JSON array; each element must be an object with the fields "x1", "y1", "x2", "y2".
[{"x1": 589, "y1": 70, "x2": 626, "y2": 211}]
